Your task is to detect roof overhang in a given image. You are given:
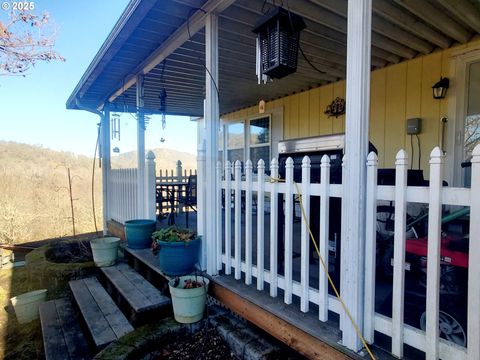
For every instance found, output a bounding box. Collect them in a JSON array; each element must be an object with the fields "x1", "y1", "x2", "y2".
[{"x1": 67, "y1": 0, "x2": 480, "y2": 117}]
